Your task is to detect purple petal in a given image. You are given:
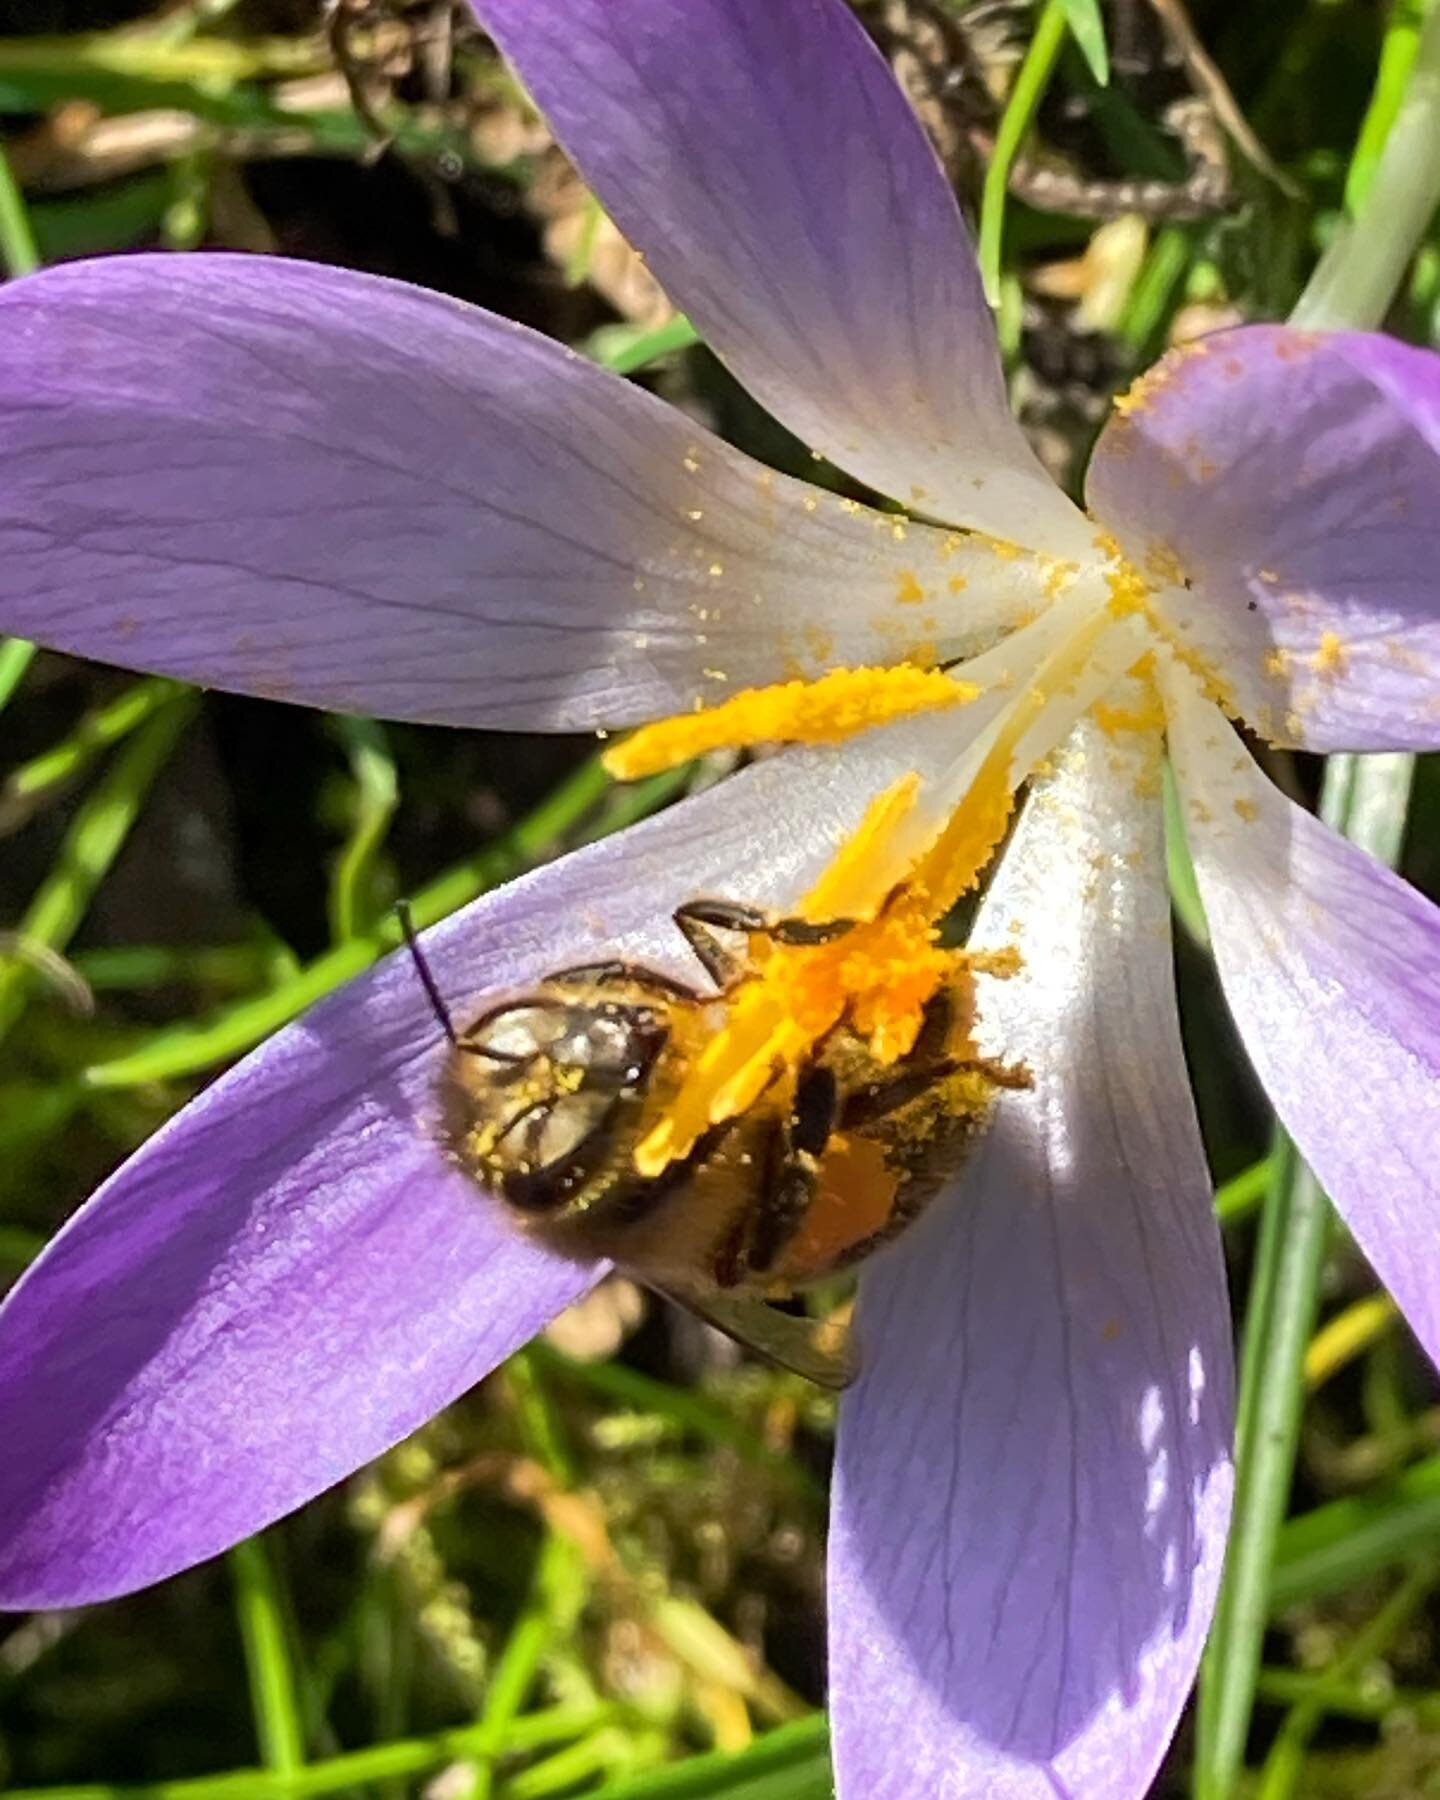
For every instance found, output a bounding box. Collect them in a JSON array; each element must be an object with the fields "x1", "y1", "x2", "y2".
[
  {"x1": 1164, "y1": 669, "x2": 1440, "y2": 1367},
  {"x1": 1088, "y1": 326, "x2": 1440, "y2": 752},
  {"x1": 830, "y1": 718, "x2": 1234, "y2": 1798},
  {"x1": 0, "y1": 255, "x2": 1029, "y2": 732},
  {"x1": 472, "y1": 0, "x2": 1088, "y2": 554},
  {"x1": 0, "y1": 712, "x2": 968, "y2": 1609}
]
